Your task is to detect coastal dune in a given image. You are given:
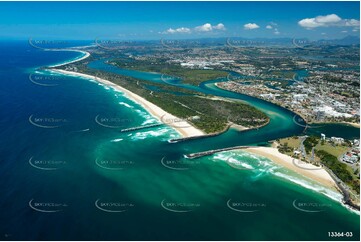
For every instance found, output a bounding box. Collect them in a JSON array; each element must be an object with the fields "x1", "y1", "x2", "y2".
[
  {"x1": 50, "y1": 49, "x2": 338, "y2": 197},
  {"x1": 50, "y1": 69, "x2": 205, "y2": 138}
]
